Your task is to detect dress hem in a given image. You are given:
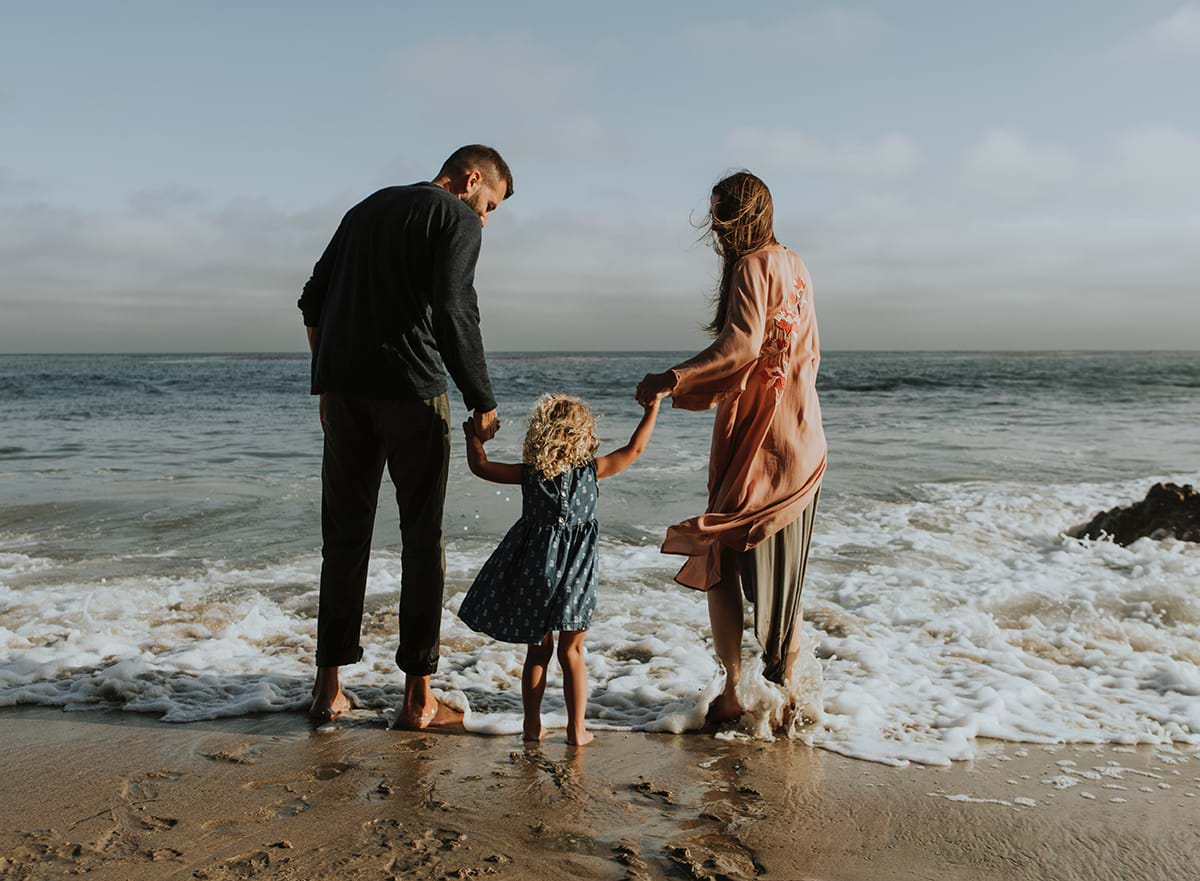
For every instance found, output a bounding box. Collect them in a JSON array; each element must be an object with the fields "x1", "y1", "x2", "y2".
[{"x1": 462, "y1": 618, "x2": 593, "y2": 645}]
